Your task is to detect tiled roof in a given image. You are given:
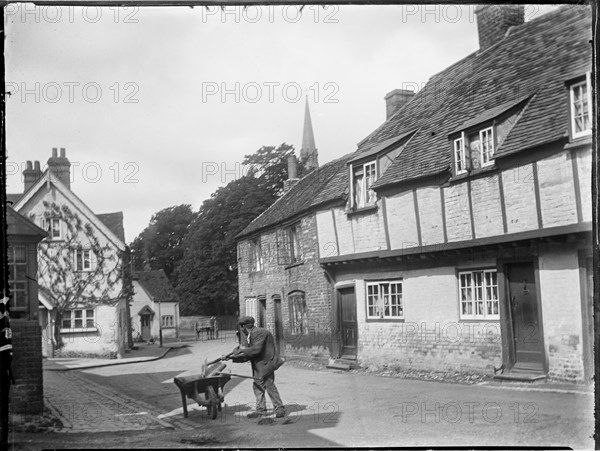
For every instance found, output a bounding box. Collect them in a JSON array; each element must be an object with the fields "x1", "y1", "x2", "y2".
[
  {"x1": 237, "y1": 6, "x2": 591, "y2": 239},
  {"x1": 97, "y1": 212, "x2": 126, "y2": 243},
  {"x1": 237, "y1": 153, "x2": 353, "y2": 238},
  {"x1": 132, "y1": 270, "x2": 180, "y2": 303},
  {"x1": 366, "y1": 5, "x2": 592, "y2": 189}
]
